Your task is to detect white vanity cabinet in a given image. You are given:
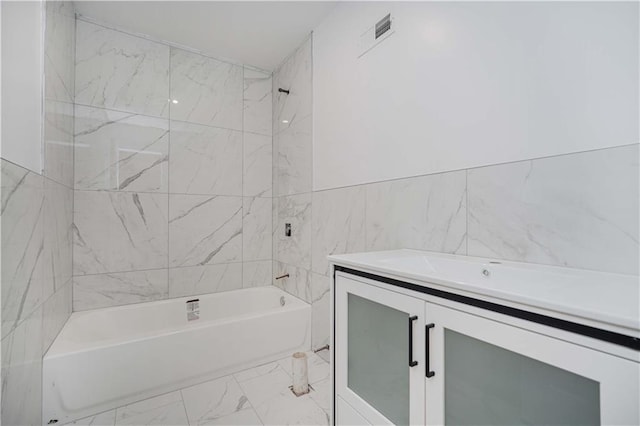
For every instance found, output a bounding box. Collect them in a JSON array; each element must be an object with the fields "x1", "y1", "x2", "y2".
[{"x1": 331, "y1": 251, "x2": 640, "y2": 426}]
